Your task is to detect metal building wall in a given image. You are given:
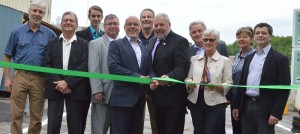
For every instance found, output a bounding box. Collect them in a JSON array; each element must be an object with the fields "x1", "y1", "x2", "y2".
[
  {"x1": 0, "y1": 5, "x2": 23, "y2": 91},
  {"x1": 0, "y1": 0, "x2": 52, "y2": 23}
]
